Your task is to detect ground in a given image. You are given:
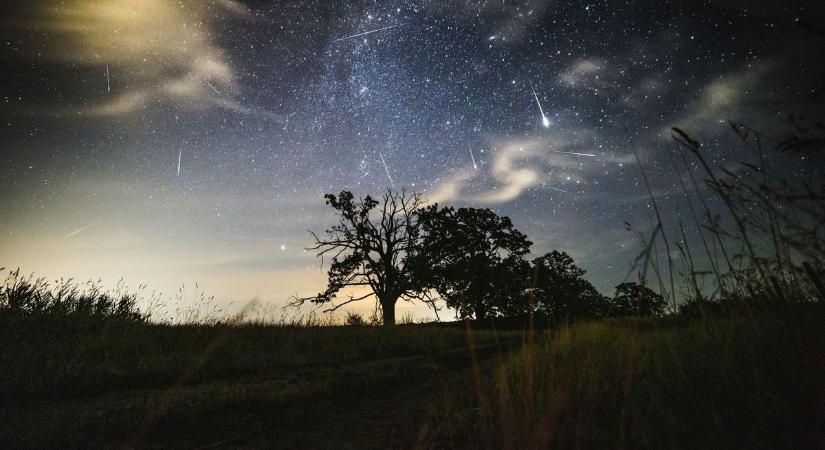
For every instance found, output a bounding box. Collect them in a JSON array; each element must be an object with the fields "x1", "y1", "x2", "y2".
[
  {"x1": 0, "y1": 323, "x2": 518, "y2": 449},
  {"x1": 2, "y1": 307, "x2": 823, "y2": 449}
]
